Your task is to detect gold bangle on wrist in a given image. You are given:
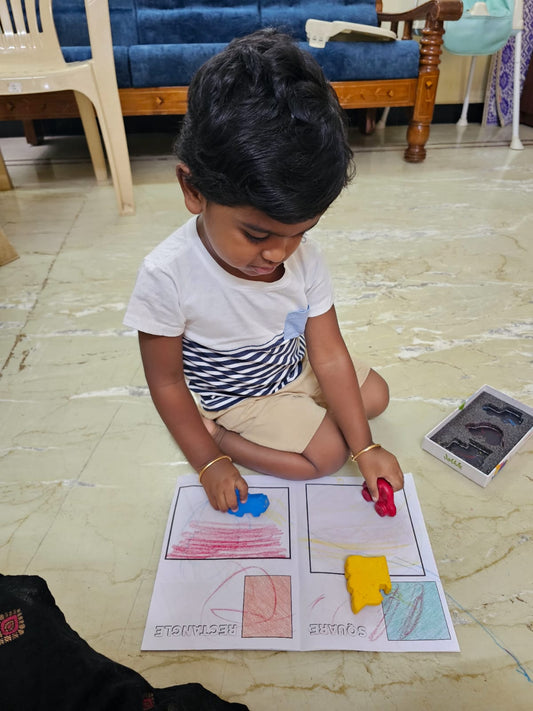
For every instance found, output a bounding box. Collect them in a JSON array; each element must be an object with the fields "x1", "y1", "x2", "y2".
[
  {"x1": 198, "y1": 454, "x2": 232, "y2": 482},
  {"x1": 350, "y1": 443, "x2": 381, "y2": 462}
]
